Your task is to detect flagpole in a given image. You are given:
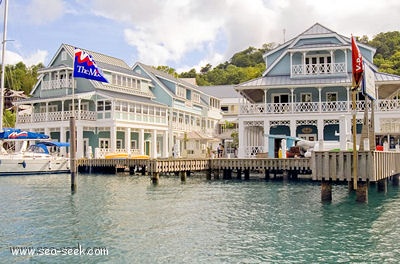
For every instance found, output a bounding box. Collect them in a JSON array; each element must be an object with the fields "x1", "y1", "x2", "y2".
[
  {"x1": 352, "y1": 89, "x2": 358, "y2": 190},
  {"x1": 350, "y1": 35, "x2": 364, "y2": 191},
  {"x1": 70, "y1": 61, "x2": 77, "y2": 193},
  {"x1": 0, "y1": 0, "x2": 9, "y2": 131},
  {"x1": 70, "y1": 47, "x2": 108, "y2": 193}
]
